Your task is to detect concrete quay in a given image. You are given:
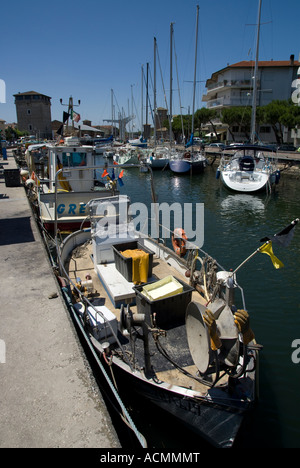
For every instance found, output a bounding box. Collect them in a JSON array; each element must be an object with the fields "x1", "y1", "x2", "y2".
[{"x1": 0, "y1": 152, "x2": 121, "y2": 448}]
